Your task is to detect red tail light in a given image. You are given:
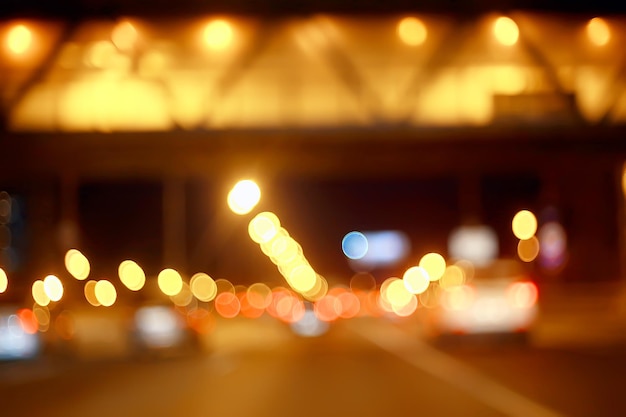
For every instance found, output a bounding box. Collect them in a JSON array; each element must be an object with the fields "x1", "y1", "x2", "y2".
[{"x1": 506, "y1": 281, "x2": 538, "y2": 309}]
